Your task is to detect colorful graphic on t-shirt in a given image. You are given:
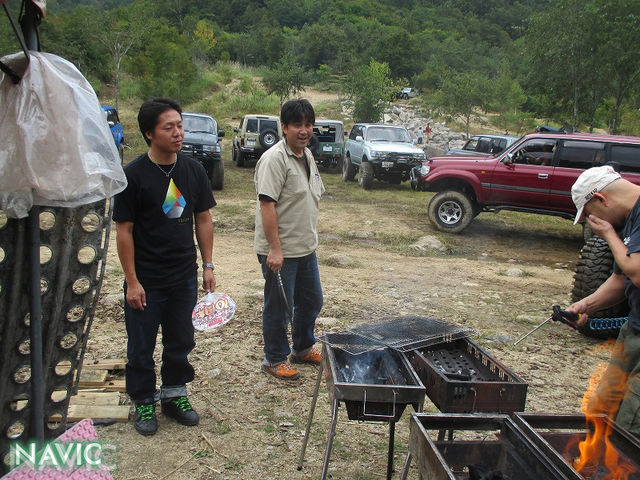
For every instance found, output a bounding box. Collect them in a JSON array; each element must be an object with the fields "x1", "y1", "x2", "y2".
[{"x1": 162, "y1": 179, "x2": 186, "y2": 218}]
